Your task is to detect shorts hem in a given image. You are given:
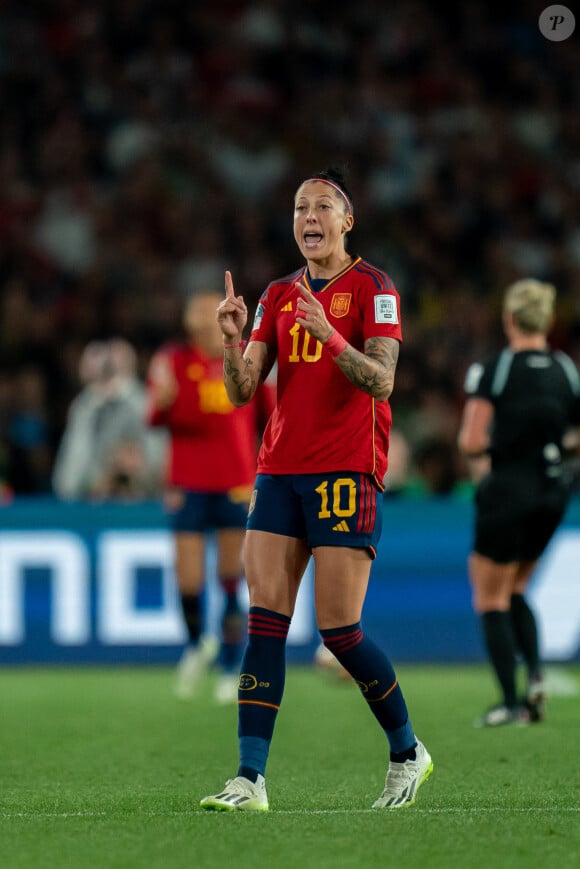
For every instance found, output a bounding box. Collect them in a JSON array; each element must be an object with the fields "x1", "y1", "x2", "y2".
[{"x1": 310, "y1": 538, "x2": 377, "y2": 559}]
